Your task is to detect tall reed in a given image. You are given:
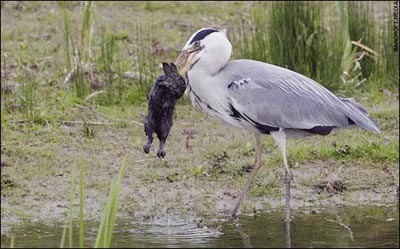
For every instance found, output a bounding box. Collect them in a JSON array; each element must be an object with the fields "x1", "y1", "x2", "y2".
[
  {"x1": 133, "y1": 19, "x2": 158, "y2": 98},
  {"x1": 19, "y1": 66, "x2": 37, "y2": 121},
  {"x1": 236, "y1": 1, "x2": 343, "y2": 91},
  {"x1": 376, "y1": 2, "x2": 399, "y2": 90},
  {"x1": 60, "y1": 156, "x2": 127, "y2": 248},
  {"x1": 94, "y1": 156, "x2": 128, "y2": 248},
  {"x1": 97, "y1": 28, "x2": 124, "y2": 105},
  {"x1": 63, "y1": 8, "x2": 73, "y2": 75},
  {"x1": 68, "y1": 160, "x2": 77, "y2": 248},
  {"x1": 347, "y1": 1, "x2": 378, "y2": 80},
  {"x1": 79, "y1": 157, "x2": 85, "y2": 248},
  {"x1": 80, "y1": 1, "x2": 94, "y2": 65},
  {"x1": 62, "y1": 1, "x2": 94, "y2": 99},
  {"x1": 336, "y1": 1, "x2": 361, "y2": 90}
]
